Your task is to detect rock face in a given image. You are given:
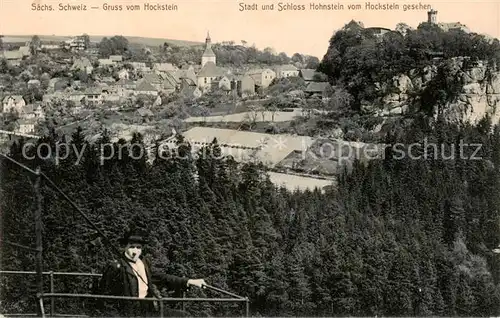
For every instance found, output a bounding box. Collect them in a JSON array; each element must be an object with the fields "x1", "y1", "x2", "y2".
[{"x1": 375, "y1": 58, "x2": 500, "y2": 123}]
